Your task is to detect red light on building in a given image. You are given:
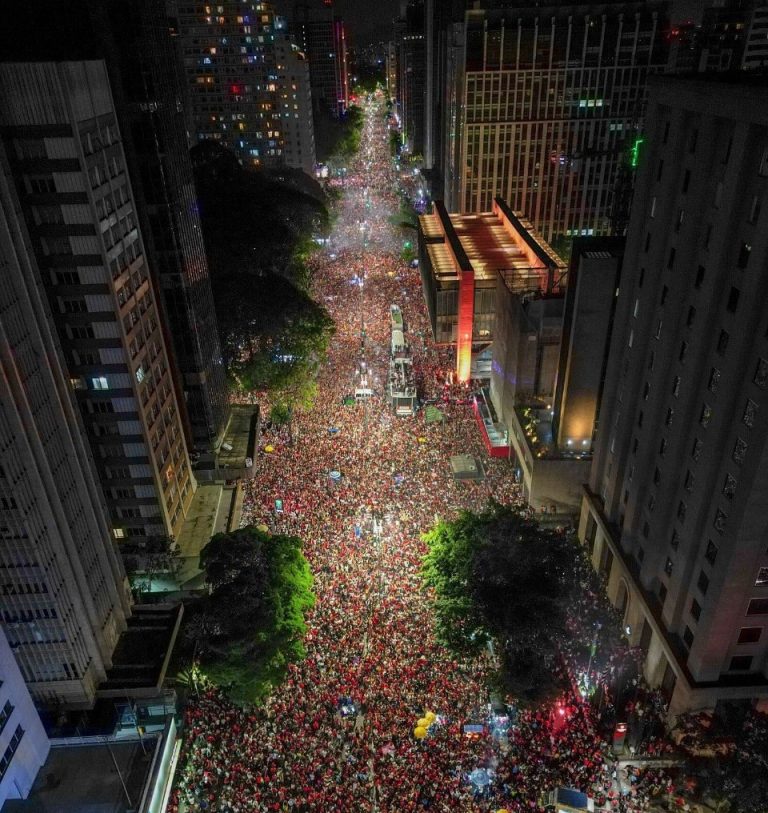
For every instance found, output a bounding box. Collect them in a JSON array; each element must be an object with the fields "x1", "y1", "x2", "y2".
[
  {"x1": 613, "y1": 721, "x2": 628, "y2": 752},
  {"x1": 231, "y1": 85, "x2": 240, "y2": 94},
  {"x1": 456, "y1": 268, "x2": 475, "y2": 383}
]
